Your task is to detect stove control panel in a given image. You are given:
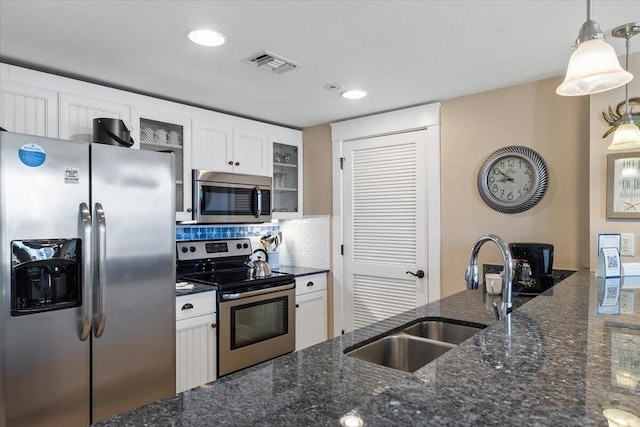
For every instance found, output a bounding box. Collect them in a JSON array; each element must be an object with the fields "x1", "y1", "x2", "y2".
[{"x1": 177, "y1": 238, "x2": 252, "y2": 261}]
